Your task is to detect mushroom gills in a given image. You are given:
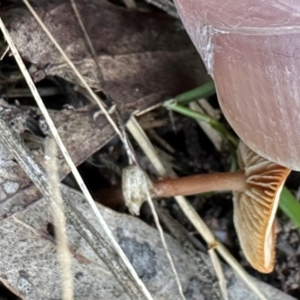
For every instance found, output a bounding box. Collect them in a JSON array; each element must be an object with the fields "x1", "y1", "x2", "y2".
[{"x1": 233, "y1": 142, "x2": 291, "y2": 273}]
